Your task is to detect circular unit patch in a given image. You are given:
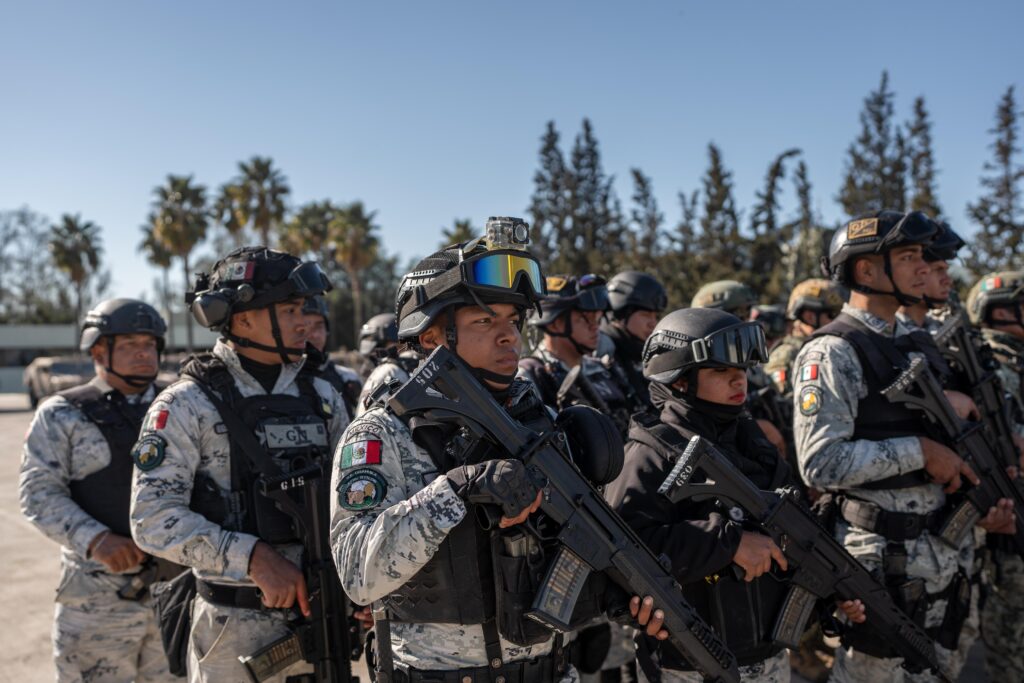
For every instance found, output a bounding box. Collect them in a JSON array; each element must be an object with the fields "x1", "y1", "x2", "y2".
[
  {"x1": 337, "y1": 467, "x2": 388, "y2": 512},
  {"x1": 798, "y1": 386, "x2": 823, "y2": 416},
  {"x1": 132, "y1": 434, "x2": 167, "y2": 471}
]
